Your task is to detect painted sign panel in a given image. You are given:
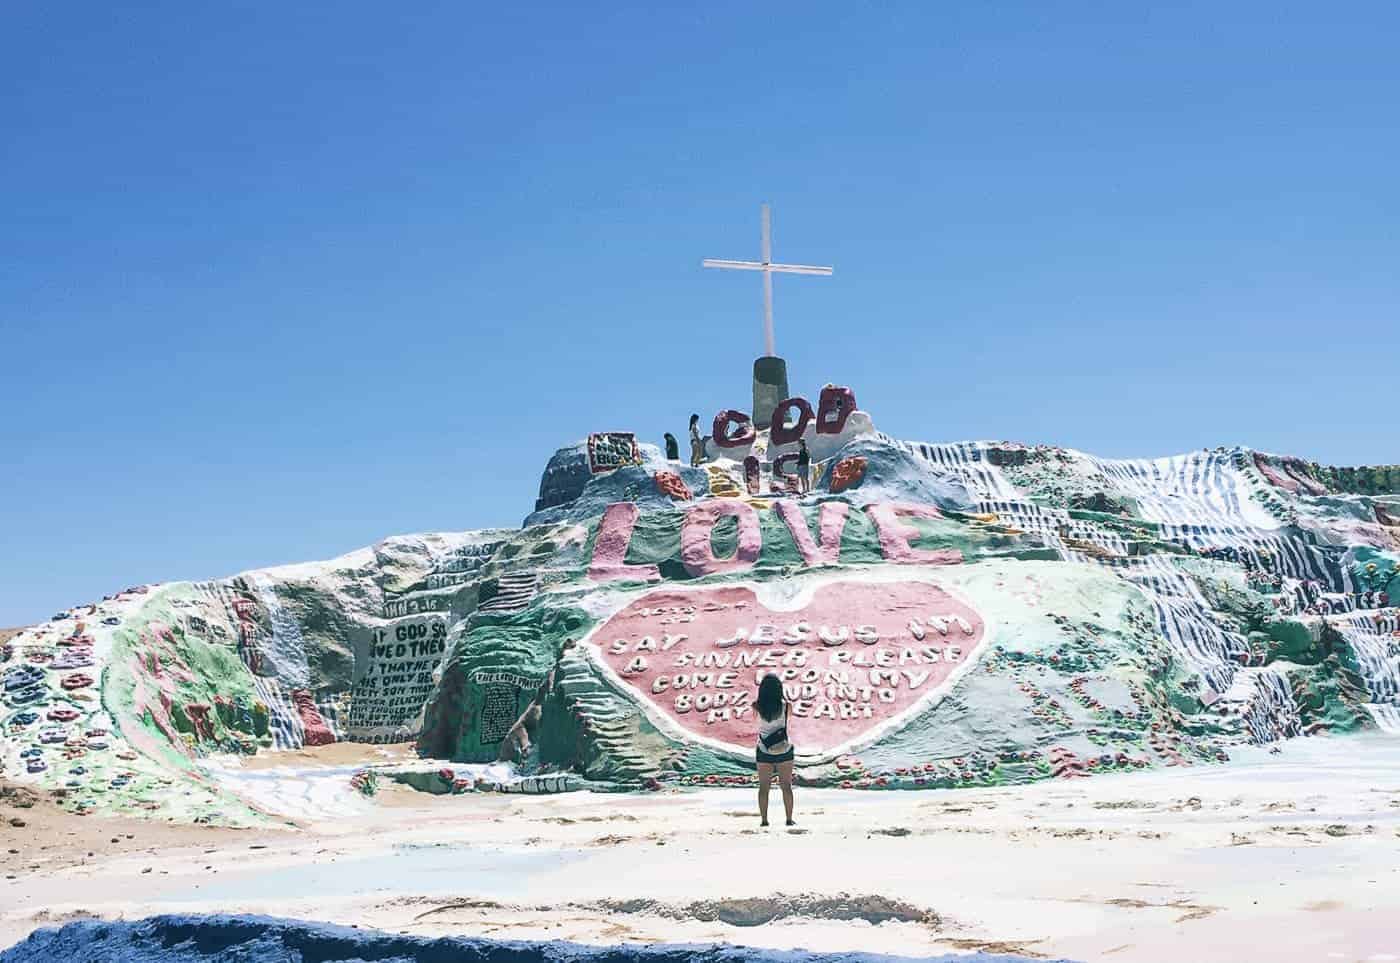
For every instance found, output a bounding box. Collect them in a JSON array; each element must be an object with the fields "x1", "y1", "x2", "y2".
[
  {"x1": 346, "y1": 615, "x2": 448, "y2": 740},
  {"x1": 587, "y1": 432, "x2": 641, "y2": 474},
  {"x1": 381, "y1": 595, "x2": 450, "y2": 619},
  {"x1": 479, "y1": 683, "x2": 520, "y2": 746},
  {"x1": 586, "y1": 577, "x2": 988, "y2": 759}
]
